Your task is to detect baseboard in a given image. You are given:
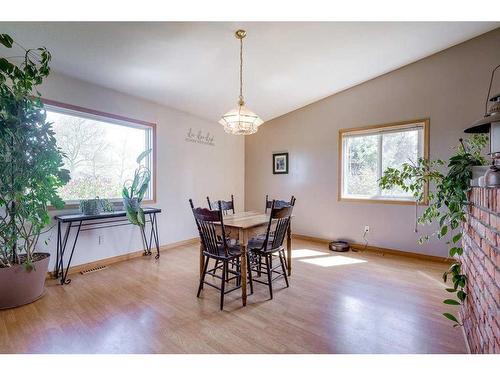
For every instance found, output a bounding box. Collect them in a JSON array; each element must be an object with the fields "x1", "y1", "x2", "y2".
[
  {"x1": 292, "y1": 234, "x2": 451, "y2": 263},
  {"x1": 47, "y1": 237, "x2": 198, "y2": 279}
]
